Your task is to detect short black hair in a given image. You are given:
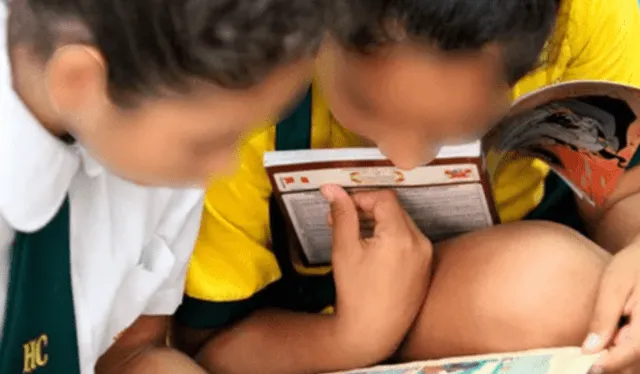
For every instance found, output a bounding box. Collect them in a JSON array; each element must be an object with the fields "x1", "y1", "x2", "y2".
[
  {"x1": 8, "y1": 0, "x2": 332, "y2": 104},
  {"x1": 332, "y1": 0, "x2": 561, "y2": 85}
]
